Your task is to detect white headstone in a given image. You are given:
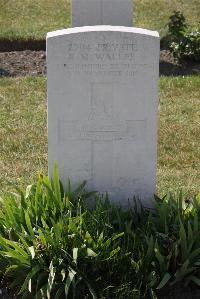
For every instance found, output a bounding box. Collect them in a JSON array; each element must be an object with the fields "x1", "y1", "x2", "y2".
[
  {"x1": 71, "y1": 0, "x2": 133, "y2": 27},
  {"x1": 47, "y1": 26, "x2": 159, "y2": 207}
]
